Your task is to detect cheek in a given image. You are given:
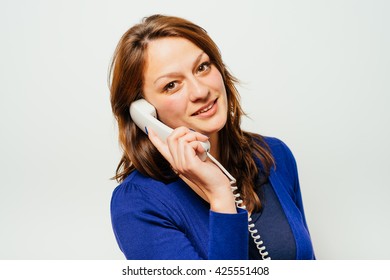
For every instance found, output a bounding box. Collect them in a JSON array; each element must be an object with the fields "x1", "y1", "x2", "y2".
[
  {"x1": 208, "y1": 69, "x2": 225, "y2": 92},
  {"x1": 209, "y1": 69, "x2": 227, "y2": 99},
  {"x1": 156, "y1": 98, "x2": 186, "y2": 127}
]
